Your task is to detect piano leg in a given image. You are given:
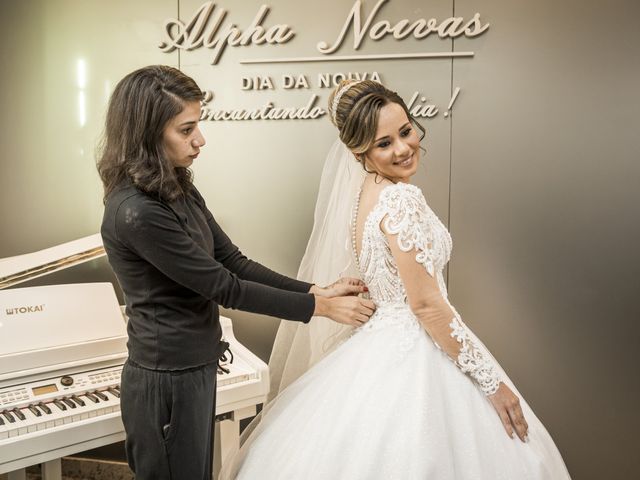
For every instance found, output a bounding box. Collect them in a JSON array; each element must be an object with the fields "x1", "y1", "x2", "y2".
[
  {"x1": 214, "y1": 405, "x2": 257, "y2": 478},
  {"x1": 219, "y1": 419, "x2": 240, "y2": 467},
  {"x1": 7, "y1": 469, "x2": 26, "y2": 480},
  {"x1": 41, "y1": 459, "x2": 62, "y2": 480}
]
